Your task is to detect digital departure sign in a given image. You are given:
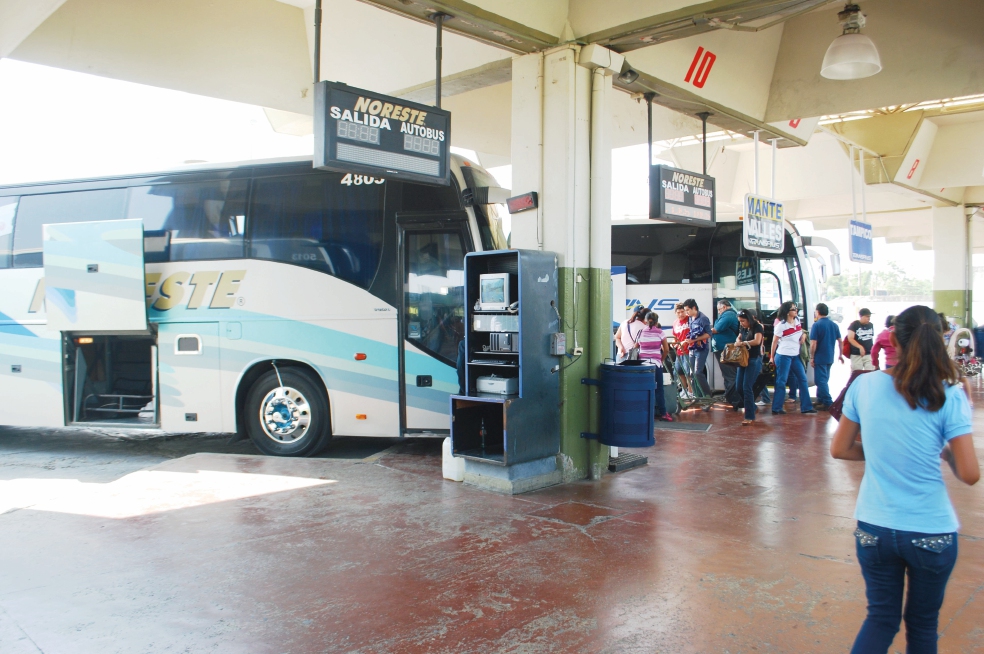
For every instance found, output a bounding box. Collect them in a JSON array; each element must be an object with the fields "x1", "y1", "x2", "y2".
[
  {"x1": 649, "y1": 164, "x2": 716, "y2": 227},
  {"x1": 314, "y1": 81, "x2": 451, "y2": 186}
]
